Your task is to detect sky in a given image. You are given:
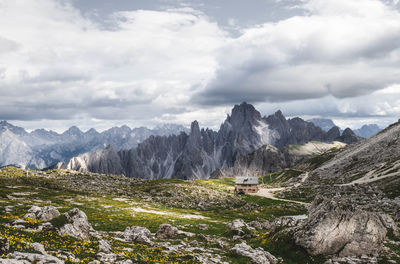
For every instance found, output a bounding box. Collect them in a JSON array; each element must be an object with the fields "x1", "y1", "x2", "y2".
[{"x1": 0, "y1": 0, "x2": 400, "y2": 132}]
